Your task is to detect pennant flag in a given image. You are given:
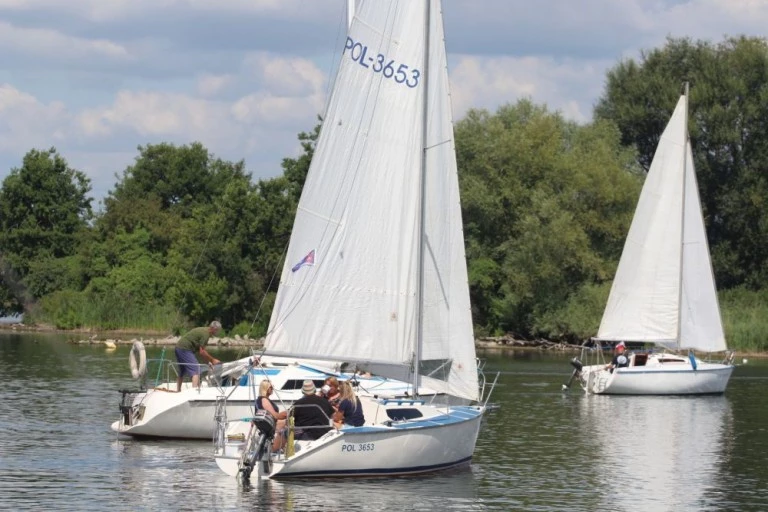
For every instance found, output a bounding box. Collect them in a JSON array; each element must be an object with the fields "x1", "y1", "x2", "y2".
[{"x1": 291, "y1": 249, "x2": 316, "y2": 272}]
